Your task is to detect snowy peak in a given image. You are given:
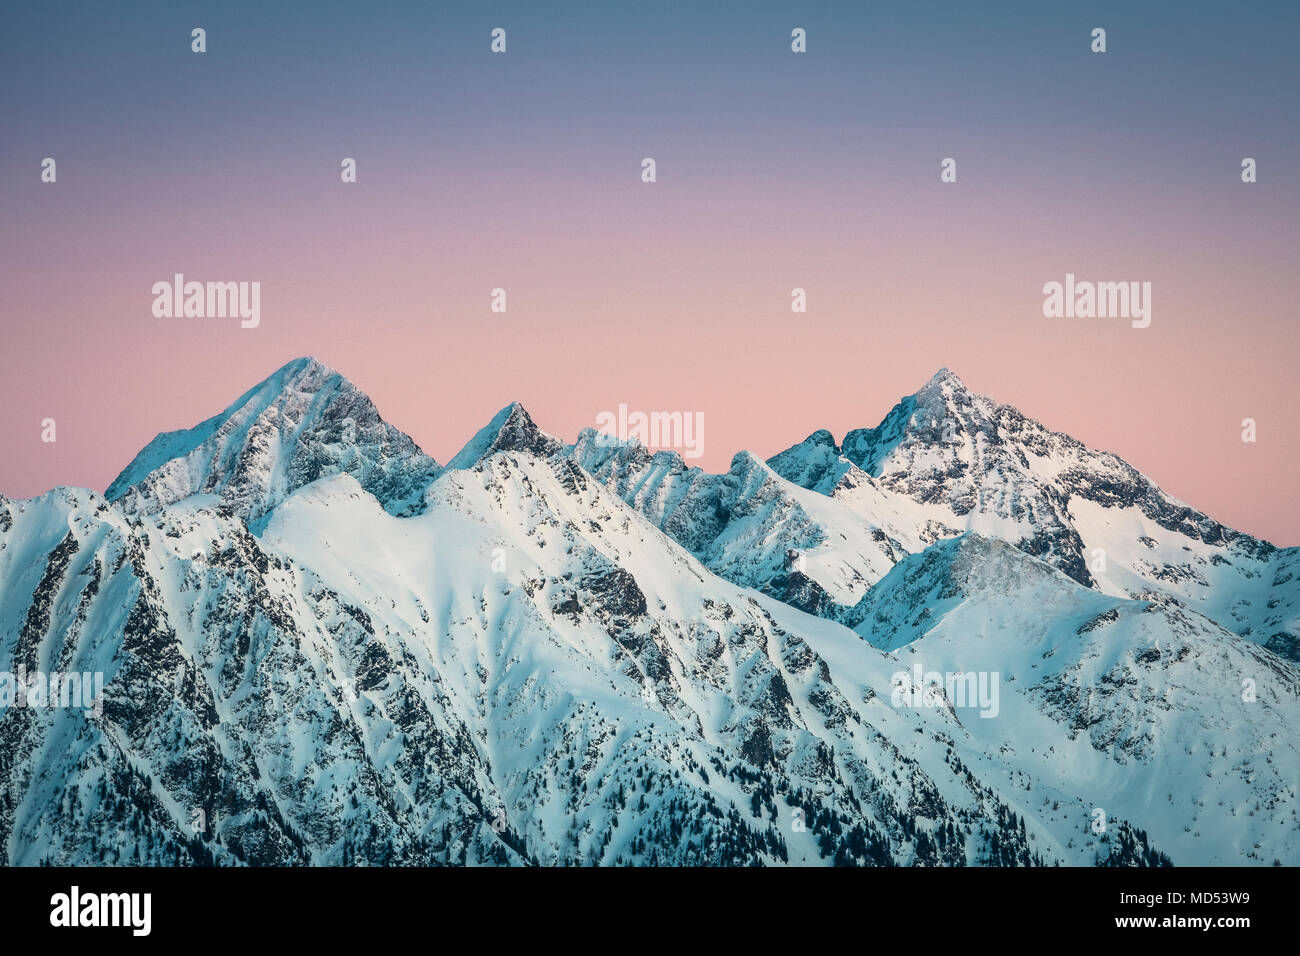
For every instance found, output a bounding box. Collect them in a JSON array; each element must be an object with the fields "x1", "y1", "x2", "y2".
[
  {"x1": 839, "y1": 368, "x2": 979, "y2": 476},
  {"x1": 842, "y1": 368, "x2": 1239, "y2": 556},
  {"x1": 767, "y1": 372, "x2": 973, "y2": 493},
  {"x1": 446, "y1": 401, "x2": 565, "y2": 470},
  {"x1": 918, "y1": 366, "x2": 968, "y2": 399},
  {"x1": 767, "y1": 369, "x2": 1297, "y2": 651},
  {"x1": 766, "y1": 428, "x2": 854, "y2": 496},
  {"x1": 910, "y1": 367, "x2": 977, "y2": 430},
  {"x1": 106, "y1": 356, "x2": 440, "y2": 523},
  {"x1": 568, "y1": 426, "x2": 653, "y2": 475}
]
